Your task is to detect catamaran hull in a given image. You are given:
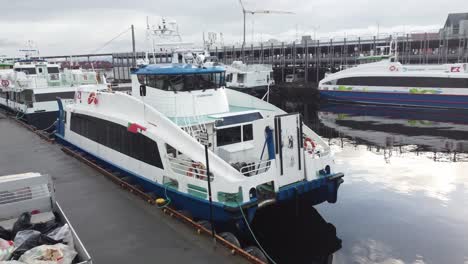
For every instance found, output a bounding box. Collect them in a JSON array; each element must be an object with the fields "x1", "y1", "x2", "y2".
[
  {"x1": 55, "y1": 134, "x2": 343, "y2": 229},
  {"x1": 320, "y1": 90, "x2": 468, "y2": 110},
  {"x1": 0, "y1": 103, "x2": 58, "y2": 130},
  {"x1": 25, "y1": 111, "x2": 58, "y2": 130}
]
